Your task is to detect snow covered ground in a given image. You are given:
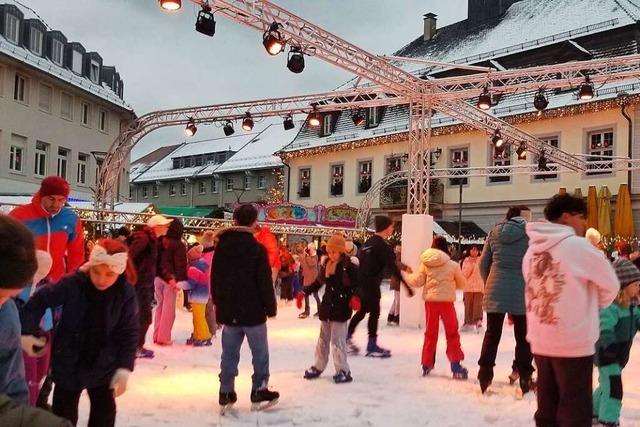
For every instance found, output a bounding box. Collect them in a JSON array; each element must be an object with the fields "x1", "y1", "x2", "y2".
[{"x1": 77, "y1": 289, "x2": 640, "y2": 426}]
